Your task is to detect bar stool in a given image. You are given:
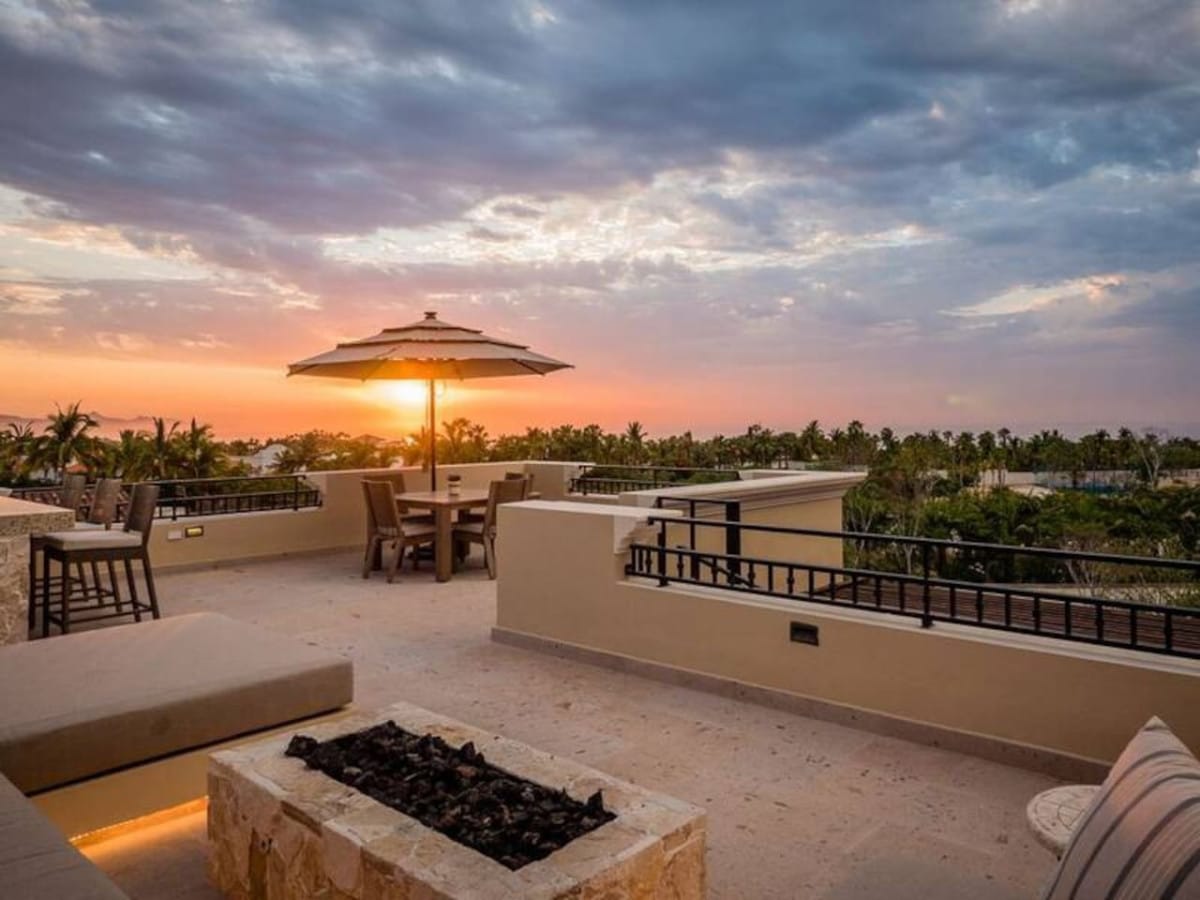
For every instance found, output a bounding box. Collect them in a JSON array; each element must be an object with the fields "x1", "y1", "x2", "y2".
[
  {"x1": 26, "y1": 473, "x2": 87, "y2": 633},
  {"x1": 40, "y1": 483, "x2": 161, "y2": 636}
]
